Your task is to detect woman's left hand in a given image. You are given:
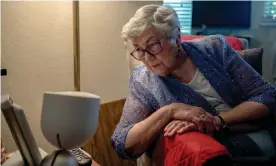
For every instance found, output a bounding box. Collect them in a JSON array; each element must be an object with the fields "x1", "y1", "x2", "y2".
[
  {"x1": 169, "y1": 103, "x2": 218, "y2": 134},
  {"x1": 164, "y1": 120, "x2": 198, "y2": 137}
]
